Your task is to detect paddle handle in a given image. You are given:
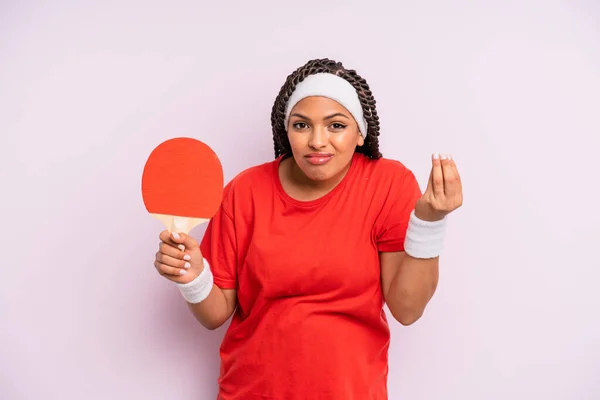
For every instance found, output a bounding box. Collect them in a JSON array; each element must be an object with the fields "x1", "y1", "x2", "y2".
[
  {"x1": 171, "y1": 216, "x2": 190, "y2": 234},
  {"x1": 150, "y1": 213, "x2": 209, "y2": 235}
]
